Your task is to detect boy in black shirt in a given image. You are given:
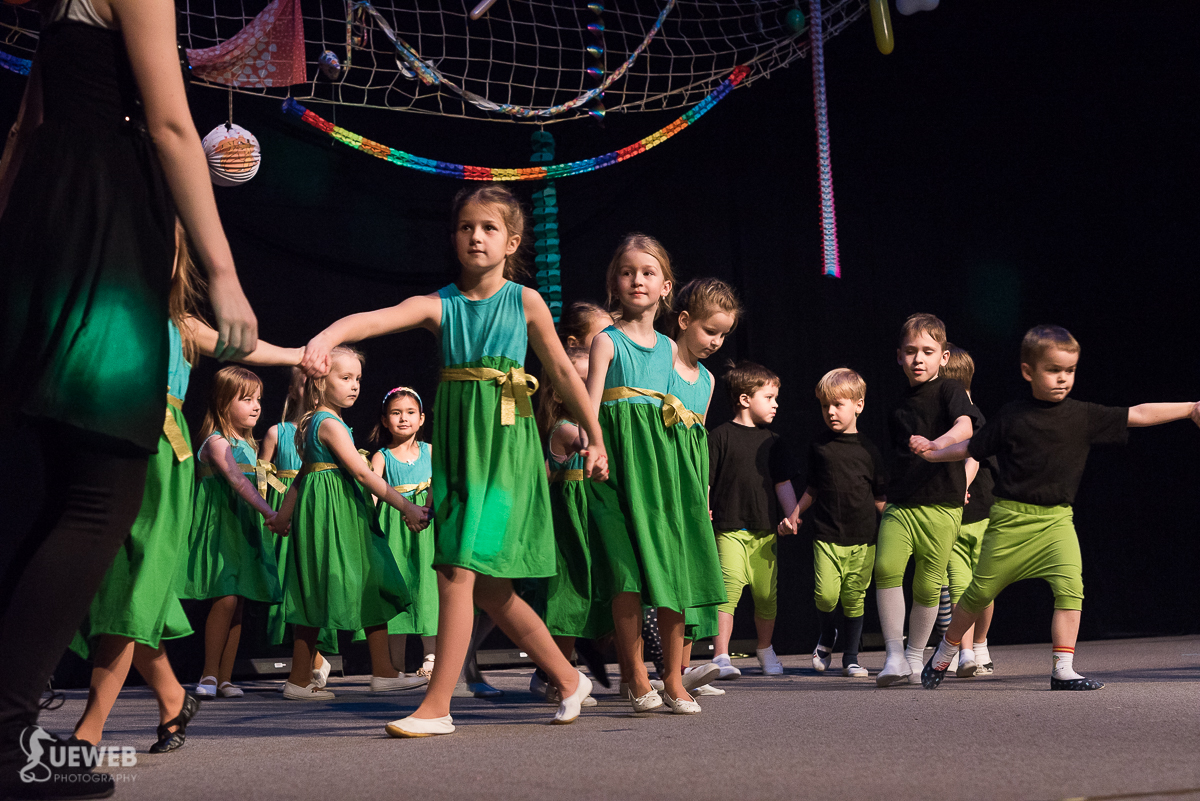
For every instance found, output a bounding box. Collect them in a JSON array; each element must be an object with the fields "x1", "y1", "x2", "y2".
[
  {"x1": 917, "y1": 325, "x2": 1200, "y2": 690},
  {"x1": 707, "y1": 362, "x2": 799, "y2": 679},
  {"x1": 875, "y1": 314, "x2": 980, "y2": 687},
  {"x1": 780, "y1": 368, "x2": 887, "y2": 678}
]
